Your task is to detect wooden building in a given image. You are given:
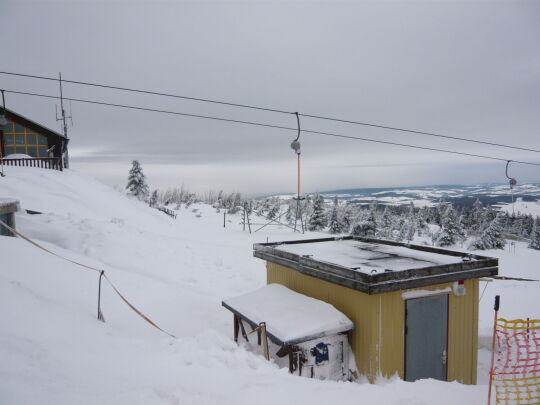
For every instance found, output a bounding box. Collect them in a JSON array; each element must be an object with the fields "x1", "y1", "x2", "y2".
[
  {"x1": 253, "y1": 236, "x2": 498, "y2": 384},
  {"x1": 0, "y1": 107, "x2": 68, "y2": 170}
]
